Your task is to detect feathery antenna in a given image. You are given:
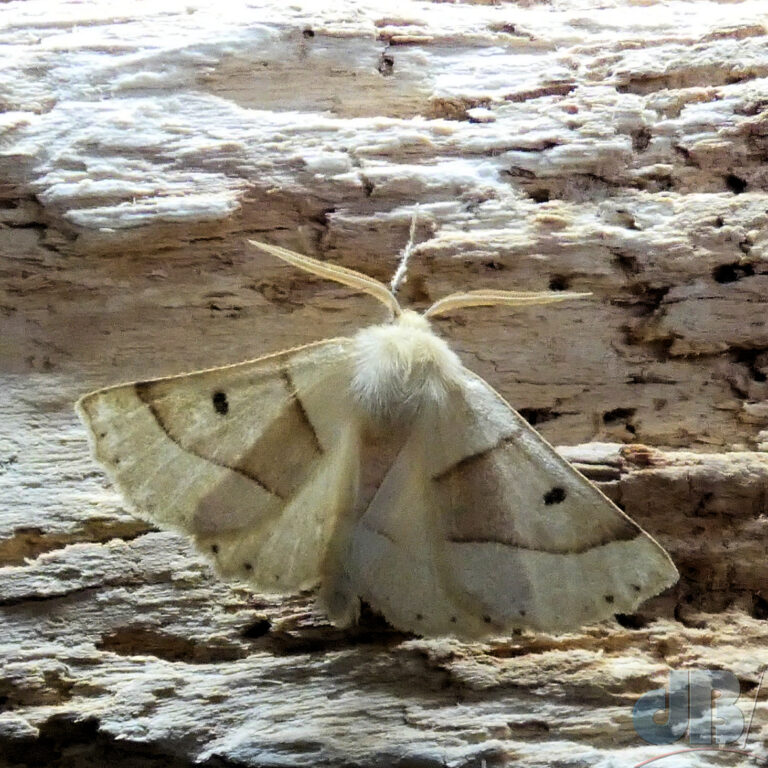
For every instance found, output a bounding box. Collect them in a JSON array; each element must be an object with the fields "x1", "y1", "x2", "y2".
[
  {"x1": 248, "y1": 239, "x2": 401, "y2": 316},
  {"x1": 425, "y1": 288, "x2": 592, "y2": 317}
]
